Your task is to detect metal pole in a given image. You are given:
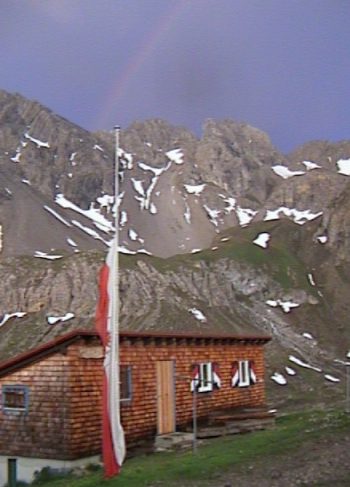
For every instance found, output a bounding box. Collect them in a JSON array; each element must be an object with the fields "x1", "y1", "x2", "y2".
[
  {"x1": 114, "y1": 127, "x2": 120, "y2": 240},
  {"x1": 112, "y1": 124, "x2": 120, "y2": 386},
  {"x1": 8, "y1": 458, "x2": 17, "y2": 487},
  {"x1": 346, "y1": 363, "x2": 350, "y2": 414},
  {"x1": 192, "y1": 383, "x2": 197, "y2": 454}
]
